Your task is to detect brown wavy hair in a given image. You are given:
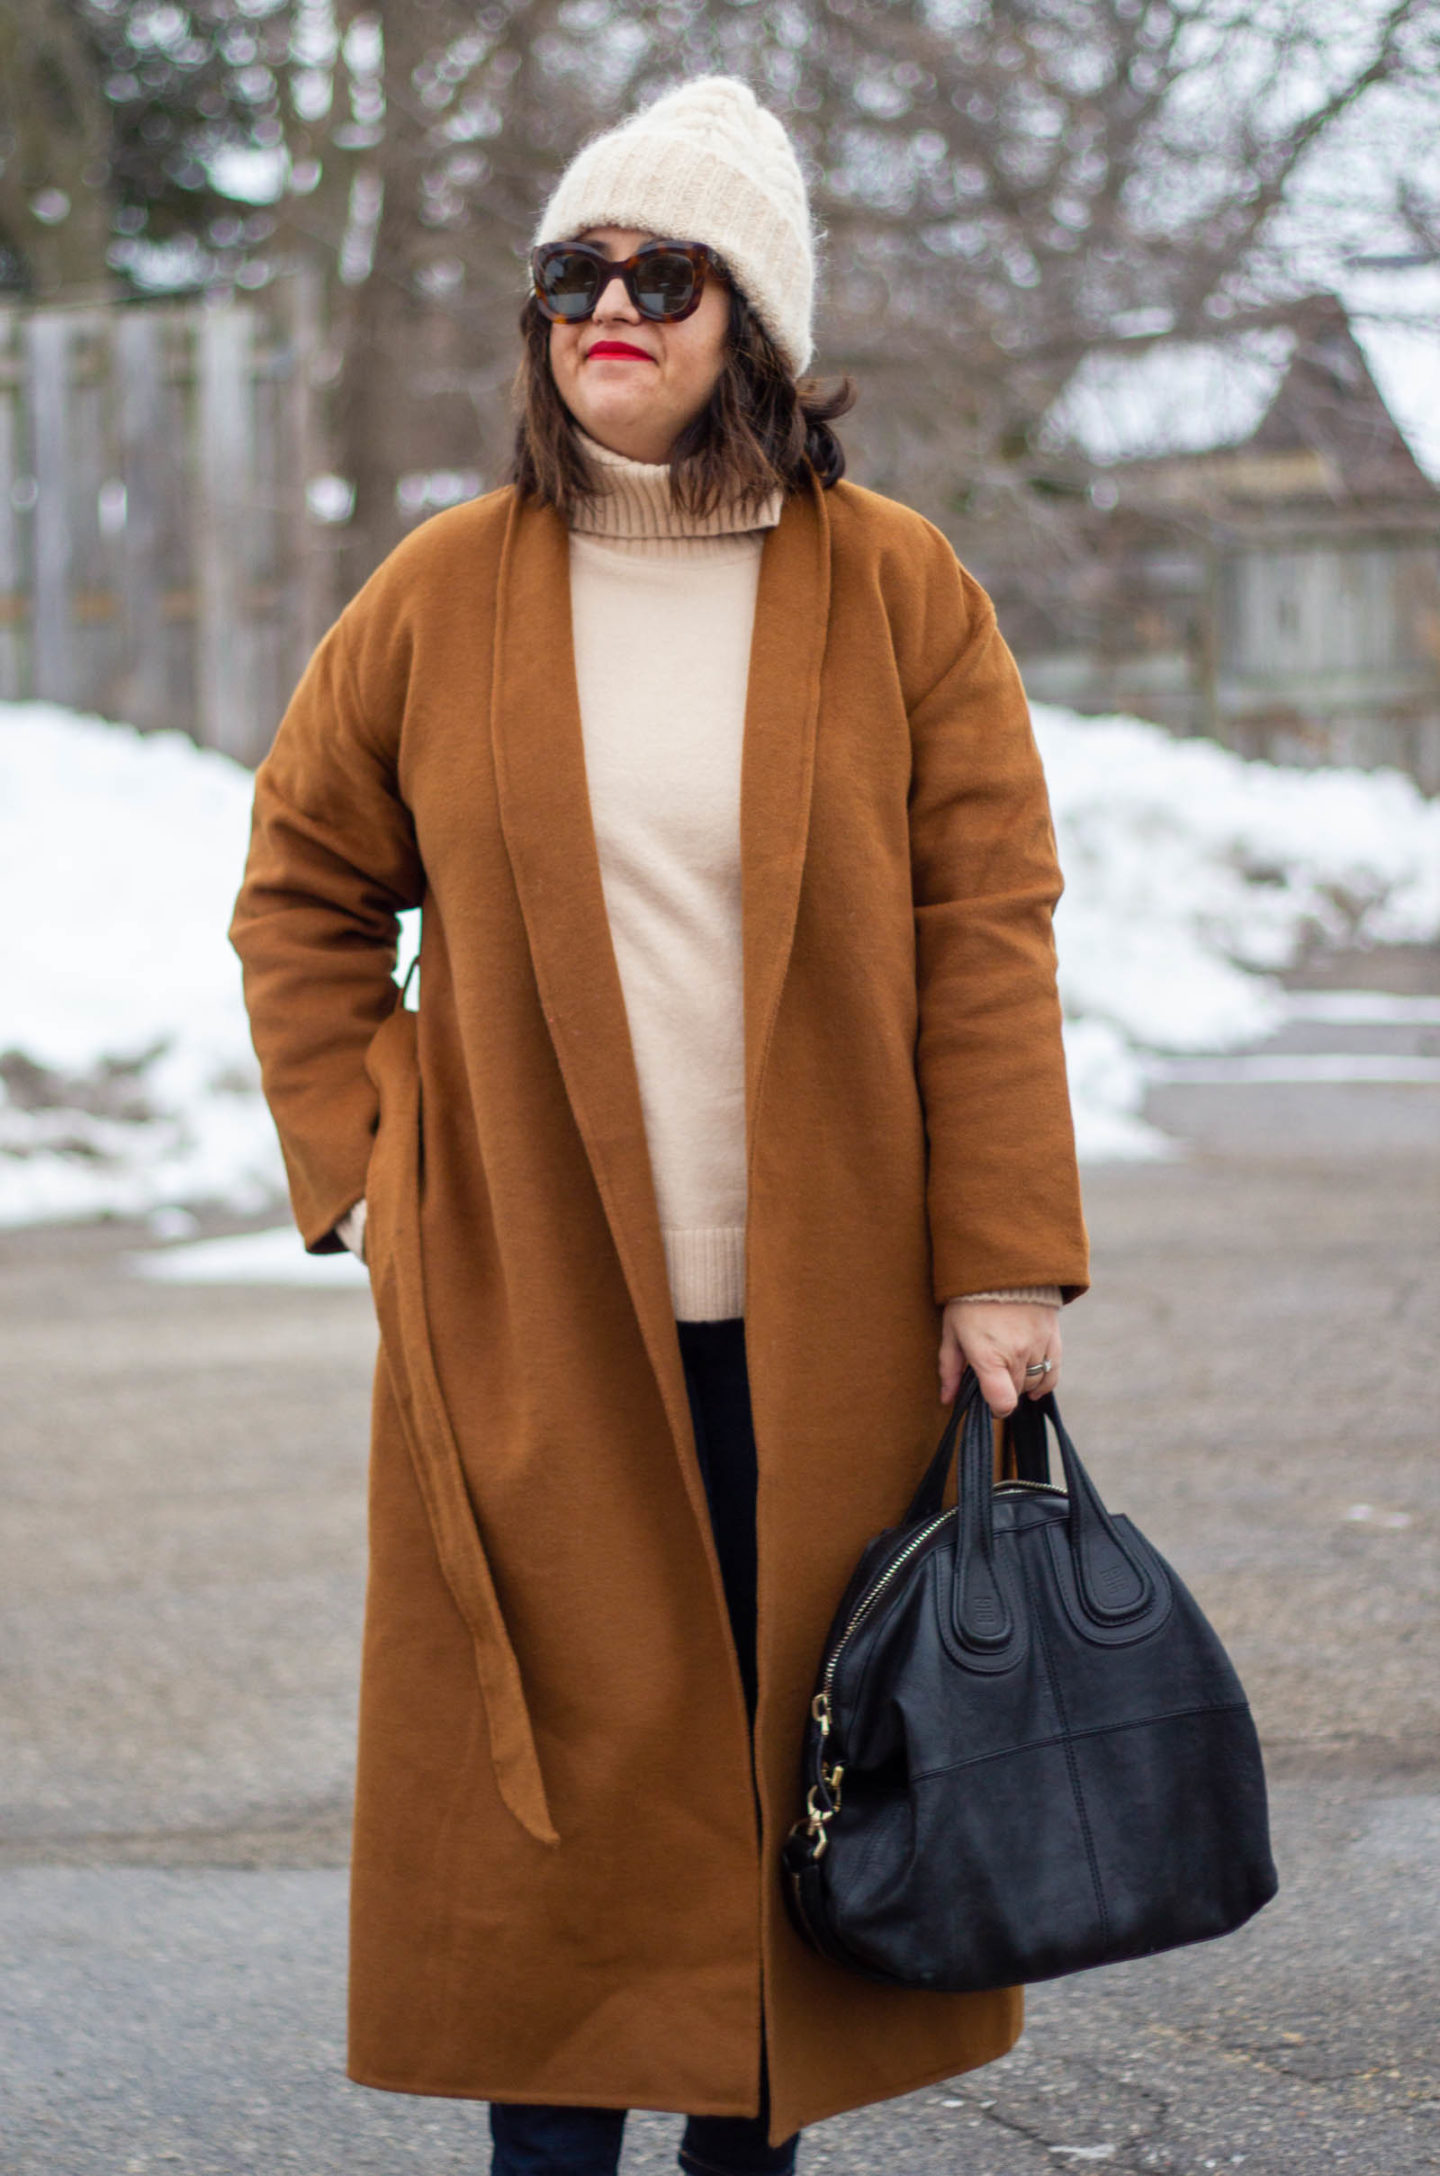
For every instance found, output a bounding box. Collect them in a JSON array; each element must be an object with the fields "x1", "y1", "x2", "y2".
[{"x1": 506, "y1": 260, "x2": 857, "y2": 522}]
